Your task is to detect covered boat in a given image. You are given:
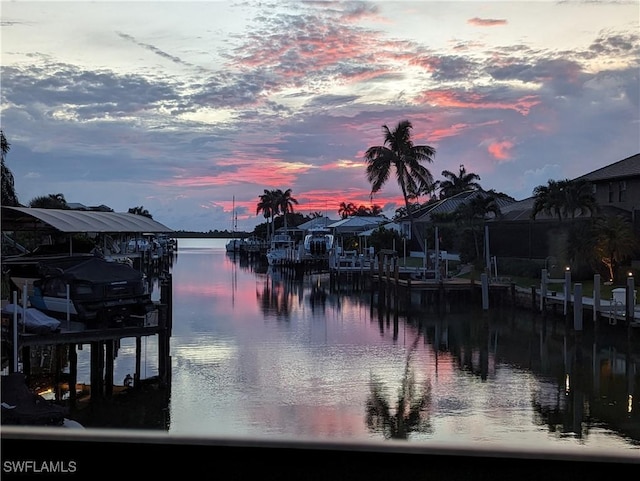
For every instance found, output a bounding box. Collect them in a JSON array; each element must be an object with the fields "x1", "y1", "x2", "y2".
[
  {"x1": 4, "y1": 255, "x2": 155, "y2": 329},
  {"x1": 1, "y1": 373, "x2": 68, "y2": 426}
]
